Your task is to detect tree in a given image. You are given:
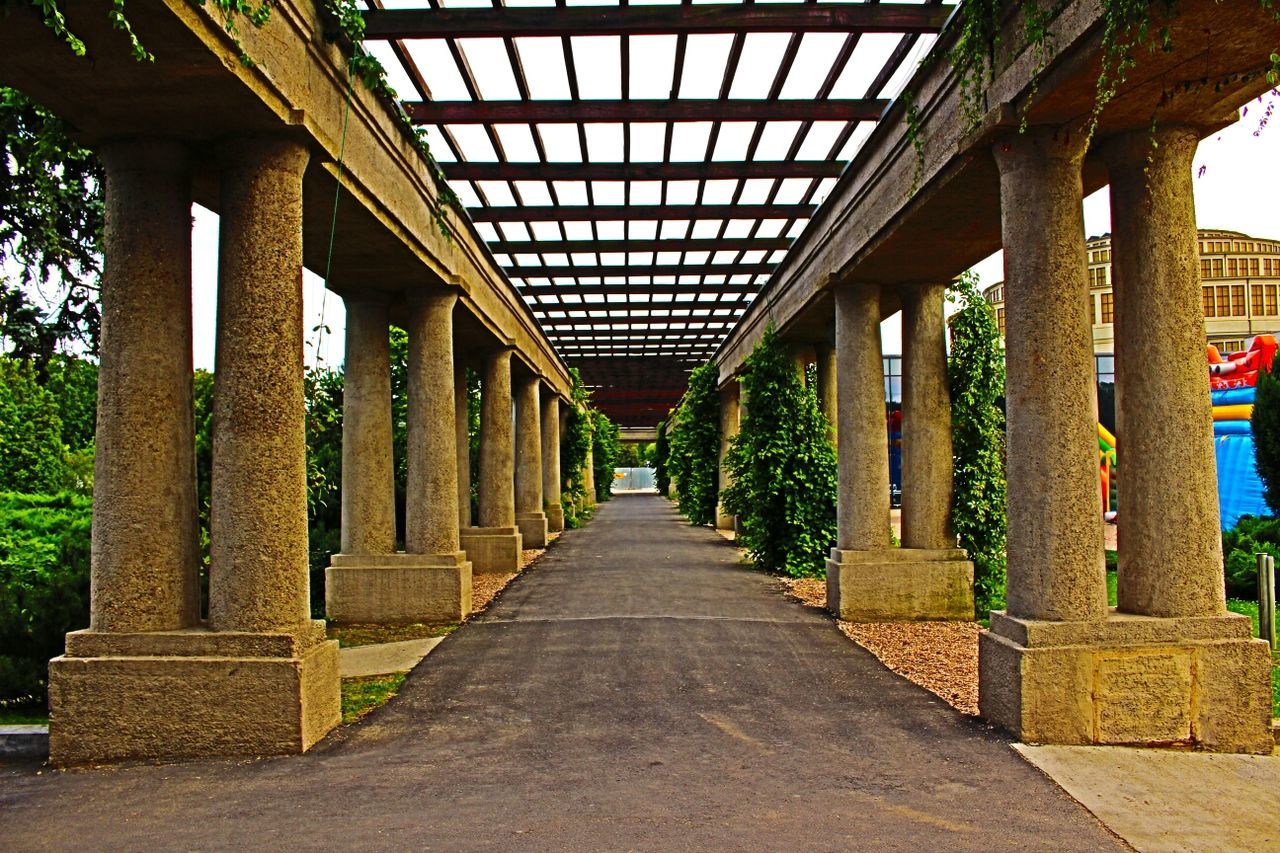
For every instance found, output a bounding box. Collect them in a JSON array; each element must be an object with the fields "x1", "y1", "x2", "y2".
[
  {"x1": 721, "y1": 324, "x2": 838, "y2": 577},
  {"x1": 654, "y1": 418, "x2": 671, "y2": 496},
  {"x1": 591, "y1": 410, "x2": 621, "y2": 501},
  {"x1": 667, "y1": 362, "x2": 721, "y2": 526},
  {"x1": 1254, "y1": 355, "x2": 1280, "y2": 516},
  {"x1": 0, "y1": 359, "x2": 66, "y2": 494},
  {"x1": 947, "y1": 271, "x2": 1008, "y2": 617}
]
